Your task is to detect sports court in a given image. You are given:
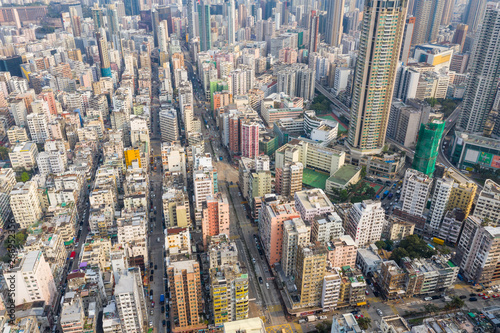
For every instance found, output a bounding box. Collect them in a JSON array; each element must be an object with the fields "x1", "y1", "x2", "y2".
[{"x1": 302, "y1": 168, "x2": 330, "y2": 189}]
